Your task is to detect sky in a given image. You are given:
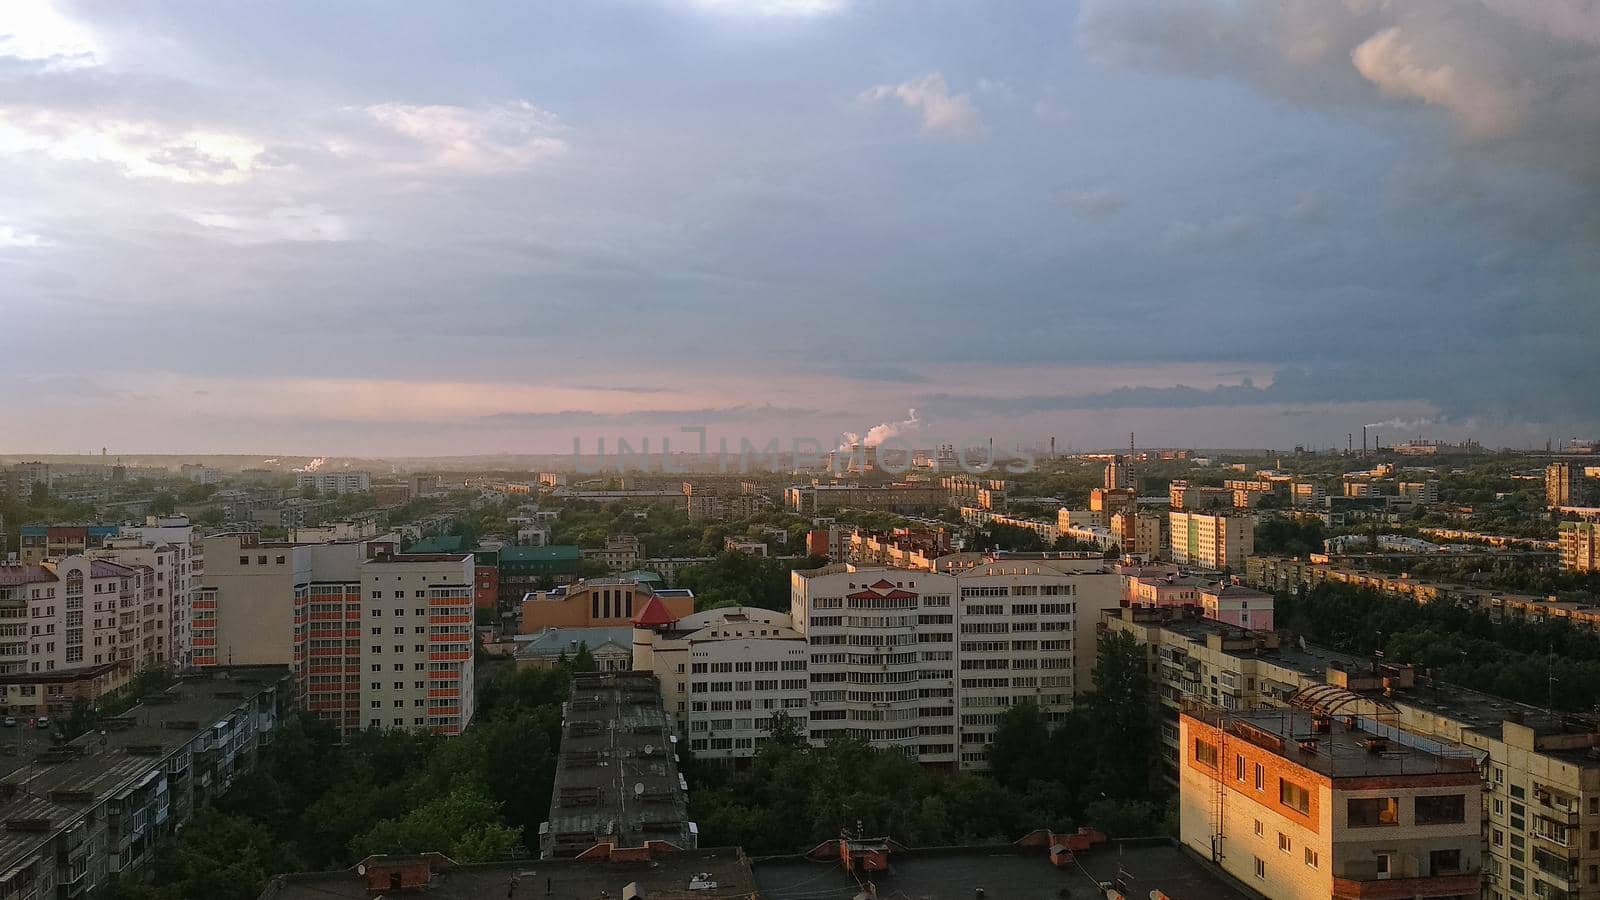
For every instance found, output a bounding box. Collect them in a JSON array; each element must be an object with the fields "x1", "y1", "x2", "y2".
[{"x1": 1, "y1": 0, "x2": 1597, "y2": 456}]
